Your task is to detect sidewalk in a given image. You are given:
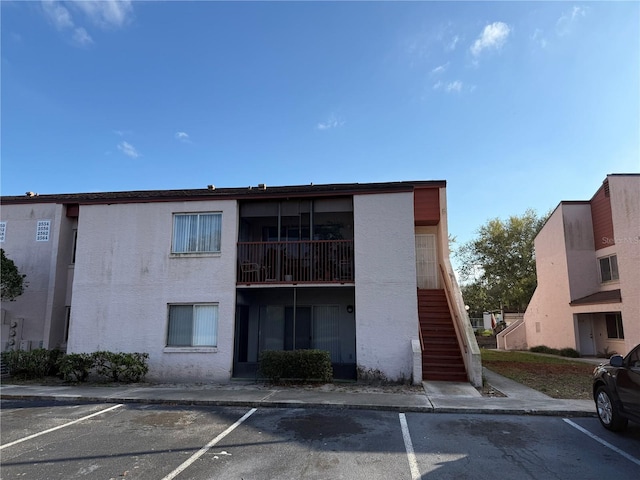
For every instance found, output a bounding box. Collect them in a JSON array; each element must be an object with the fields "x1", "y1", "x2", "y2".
[{"x1": 0, "y1": 368, "x2": 596, "y2": 417}]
